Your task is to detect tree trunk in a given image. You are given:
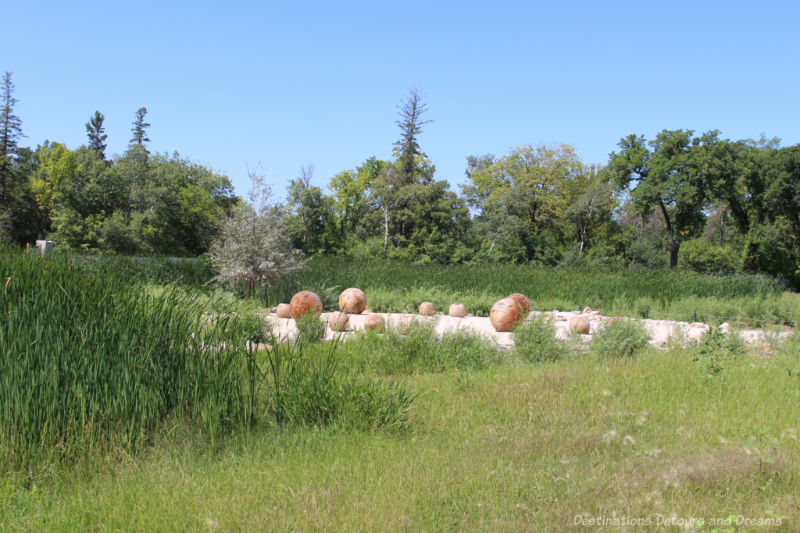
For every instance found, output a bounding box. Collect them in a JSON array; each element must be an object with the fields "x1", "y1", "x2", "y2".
[
  {"x1": 658, "y1": 200, "x2": 679, "y2": 268},
  {"x1": 383, "y1": 206, "x2": 389, "y2": 254},
  {"x1": 669, "y1": 238, "x2": 680, "y2": 268}
]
